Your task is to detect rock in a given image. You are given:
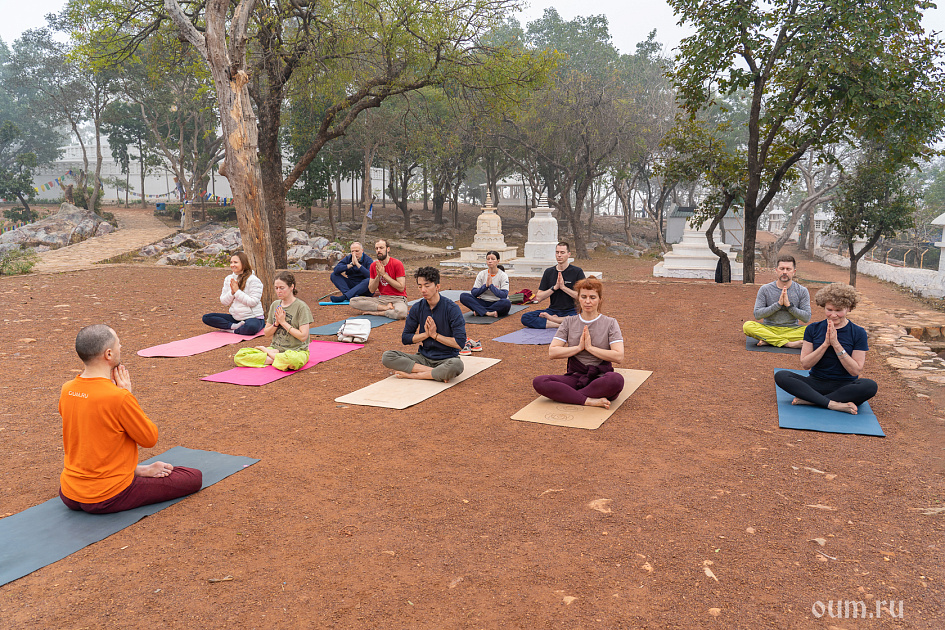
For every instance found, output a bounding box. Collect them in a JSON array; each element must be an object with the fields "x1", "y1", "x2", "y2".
[
  {"x1": 511, "y1": 231, "x2": 524, "y2": 238},
  {"x1": 287, "y1": 262, "x2": 306, "y2": 271},
  {"x1": 213, "y1": 228, "x2": 242, "y2": 251},
  {"x1": 287, "y1": 245, "x2": 315, "y2": 263},
  {"x1": 286, "y1": 229, "x2": 309, "y2": 245},
  {"x1": 0, "y1": 203, "x2": 113, "y2": 250},
  {"x1": 199, "y1": 243, "x2": 226, "y2": 256},
  {"x1": 169, "y1": 233, "x2": 199, "y2": 248},
  {"x1": 139, "y1": 244, "x2": 166, "y2": 257},
  {"x1": 164, "y1": 252, "x2": 194, "y2": 265},
  {"x1": 886, "y1": 356, "x2": 922, "y2": 370},
  {"x1": 94, "y1": 222, "x2": 115, "y2": 237},
  {"x1": 310, "y1": 236, "x2": 330, "y2": 249},
  {"x1": 193, "y1": 222, "x2": 227, "y2": 239}
]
